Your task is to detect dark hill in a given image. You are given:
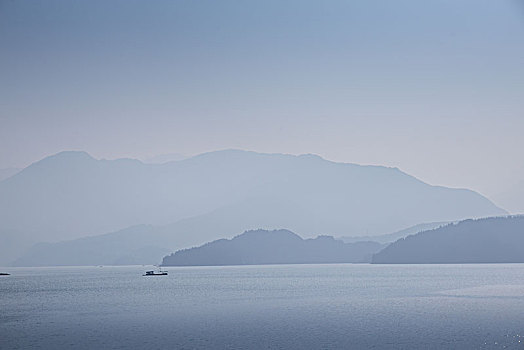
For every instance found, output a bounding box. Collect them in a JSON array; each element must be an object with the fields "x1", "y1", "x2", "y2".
[
  {"x1": 372, "y1": 216, "x2": 524, "y2": 264},
  {"x1": 162, "y1": 229, "x2": 384, "y2": 266}
]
